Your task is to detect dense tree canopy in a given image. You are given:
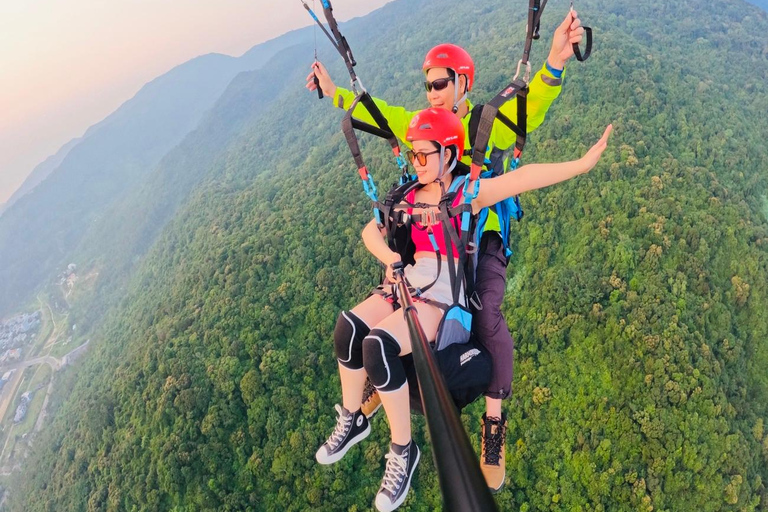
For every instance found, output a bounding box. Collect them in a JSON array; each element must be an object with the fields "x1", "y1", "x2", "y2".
[{"x1": 8, "y1": 0, "x2": 768, "y2": 510}]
